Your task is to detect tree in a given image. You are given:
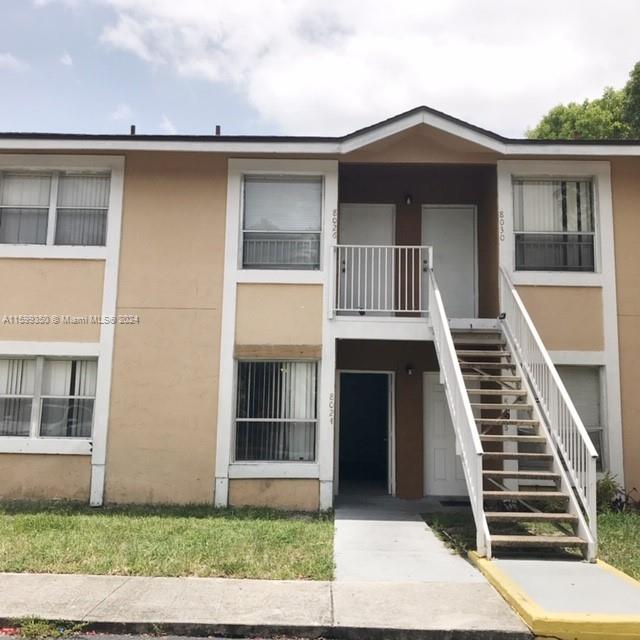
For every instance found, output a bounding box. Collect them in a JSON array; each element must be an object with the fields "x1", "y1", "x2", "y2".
[{"x1": 527, "y1": 62, "x2": 640, "y2": 139}]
